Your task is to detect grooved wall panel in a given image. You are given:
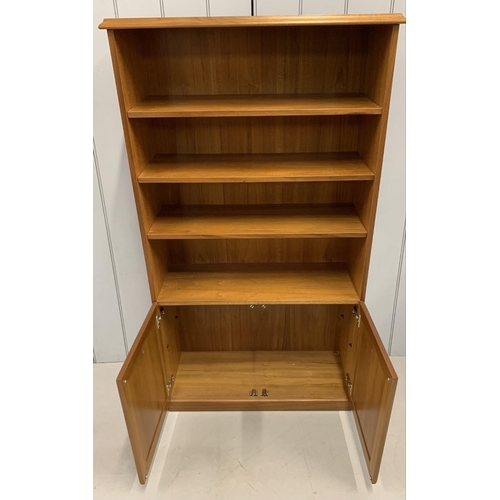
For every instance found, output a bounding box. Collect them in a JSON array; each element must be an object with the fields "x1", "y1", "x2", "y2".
[
  {"x1": 117, "y1": 0, "x2": 160, "y2": 17},
  {"x1": 391, "y1": 242, "x2": 406, "y2": 355},
  {"x1": 93, "y1": 0, "x2": 406, "y2": 360},
  {"x1": 163, "y1": 0, "x2": 207, "y2": 17},
  {"x1": 93, "y1": 161, "x2": 126, "y2": 362},
  {"x1": 302, "y1": 0, "x2": 344, "y2": 15},
  {"x1": 347, "y1": 0, "x2": 391, "y2": 14},
  {"x1": 210, "y1": 0, "x2": 251, "y2": 16},
  {"x1": 94, "y1": 0, "x2": 153, "y2": 356},
  {"x1": 364, "y1": 0, "x2": 405, "y2": 350},
  {"x1": 256, "y1": 0, "x2": 300, "y2": 15}
]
